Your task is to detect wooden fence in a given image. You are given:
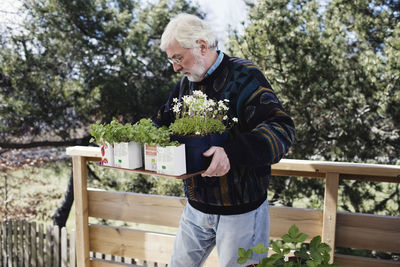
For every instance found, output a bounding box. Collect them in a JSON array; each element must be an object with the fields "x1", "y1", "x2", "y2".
[
  {"x1": 0, "y1": 220, "x2": 75, "y2": 267},
  {"x1": 0, "y1": 220, "x2": 162, "y2": 267},
  {"x1": 66, "y1": 146, "x2": 400, "y2": 267}
]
